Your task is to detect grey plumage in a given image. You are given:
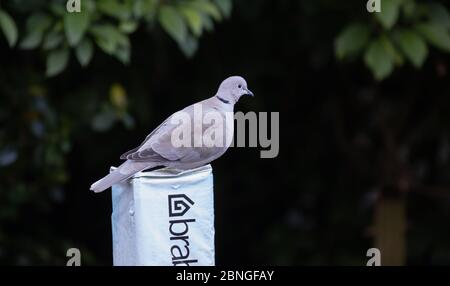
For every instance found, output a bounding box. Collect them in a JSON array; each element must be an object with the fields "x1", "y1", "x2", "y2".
[{"x1": 90, "y1": 76, "x2": 253, "y2": 193}]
